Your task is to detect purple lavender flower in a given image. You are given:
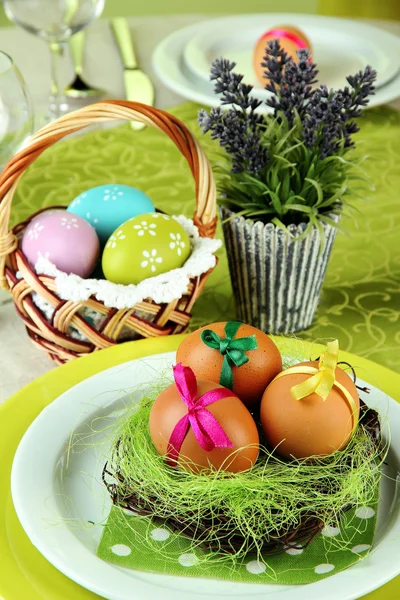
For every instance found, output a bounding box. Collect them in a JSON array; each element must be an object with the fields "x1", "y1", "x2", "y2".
[
  {"x1": 198, "y1": 107, "x2": 267, "y2": 174},
  {"x1": 302, "y1": 65, "x2": 376, "y2": 156},
  {"x1": 198, "y1": 58, "x2": 267, "y2": 174},
  {"x1": 302, "y1": 87, "x2": 346, "y2": 158},
  {"x1": 339, "y1": 65, "x2": 377, "y2": 148},
  {"x1": 199, "y1": 41, "x2": 376, "y2": 172},
  {"x1": 346, "y1": 65, "x2": 377, "y2": 113},
  {"x1": 261, "y1": 39, "x2": 290, "y2": 94},
  {"x1": 210, "y1": 58, "x2": 263, "y2": 111},
  {"x1": 262, "y1": 41, "x2": 318, "y2": 125}
]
